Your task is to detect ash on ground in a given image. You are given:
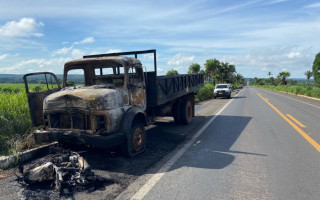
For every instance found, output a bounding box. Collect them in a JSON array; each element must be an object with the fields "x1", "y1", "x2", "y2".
[{"x1": 17, "y1": 145, "x2": 114, "y2": 199}]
